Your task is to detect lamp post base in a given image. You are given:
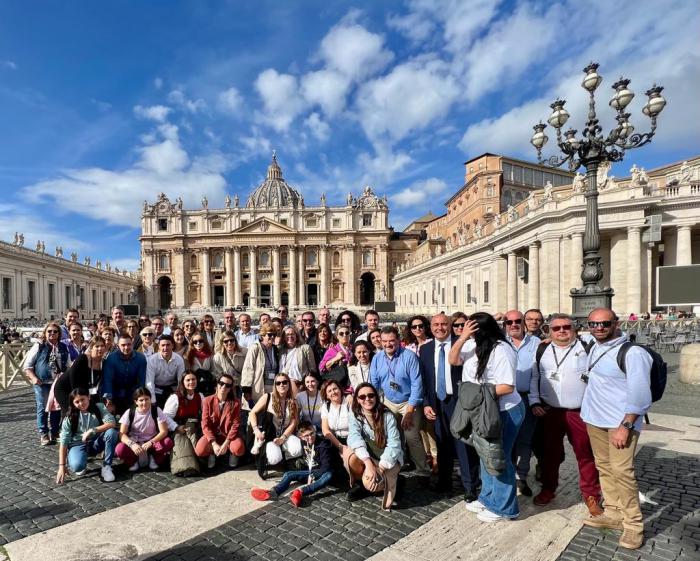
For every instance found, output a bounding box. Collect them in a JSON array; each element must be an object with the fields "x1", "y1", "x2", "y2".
[{"x1": 570, "y1": 287, "x2": 614, "y2": 320}]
